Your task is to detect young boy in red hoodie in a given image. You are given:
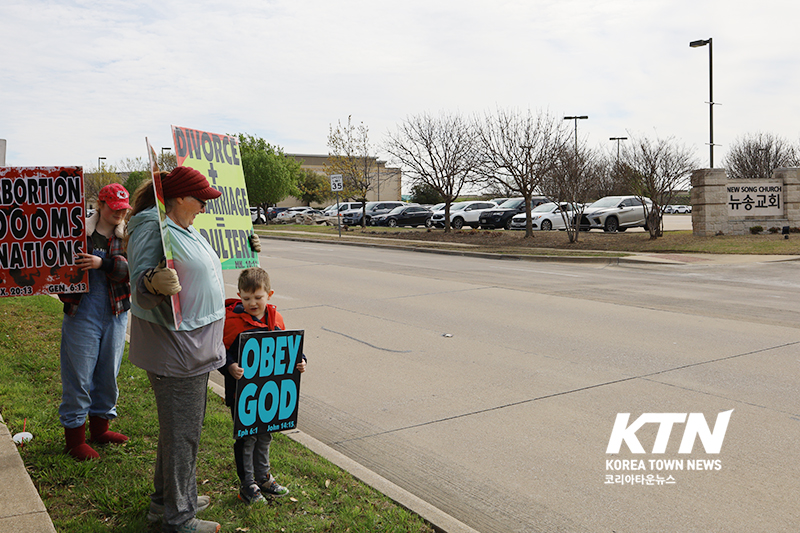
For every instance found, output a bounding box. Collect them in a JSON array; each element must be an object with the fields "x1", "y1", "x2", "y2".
[{"x1": 220, "y1": 267, "x2": 307, "y2": 504}]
